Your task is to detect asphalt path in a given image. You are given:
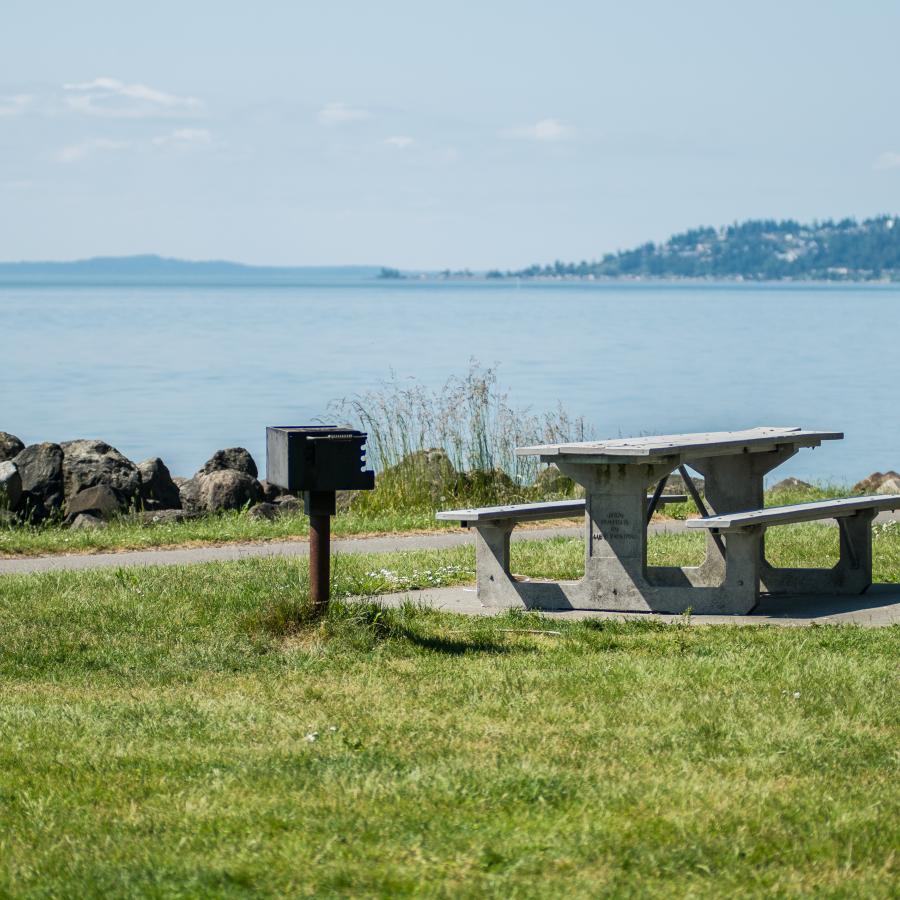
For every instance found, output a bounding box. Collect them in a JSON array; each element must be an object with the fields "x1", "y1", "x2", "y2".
[{"x1": 0, "y1": 524, "x2": 586, "y2": 575}]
